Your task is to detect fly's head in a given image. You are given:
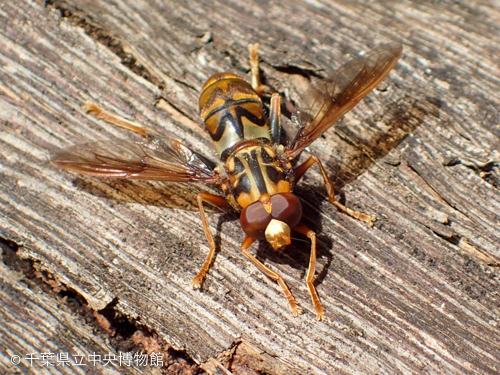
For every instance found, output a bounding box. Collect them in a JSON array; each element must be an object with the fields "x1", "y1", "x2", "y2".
[{"x1": 240, "y1": 193, "x2": 302, "y2": 250}]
